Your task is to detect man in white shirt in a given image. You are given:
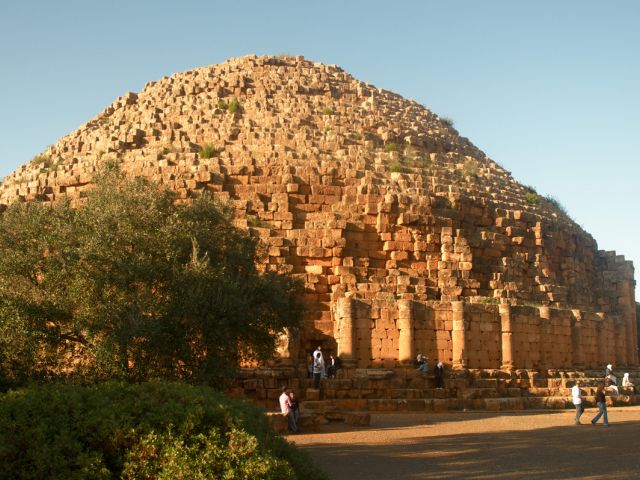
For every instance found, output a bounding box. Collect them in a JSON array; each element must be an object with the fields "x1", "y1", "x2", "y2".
[
  {"x1": 279, "y1": 386, "x2": 298, "y2": 433},
  {"x1": 571, "y1": 380, "x2": 584, "y2": 425}
]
